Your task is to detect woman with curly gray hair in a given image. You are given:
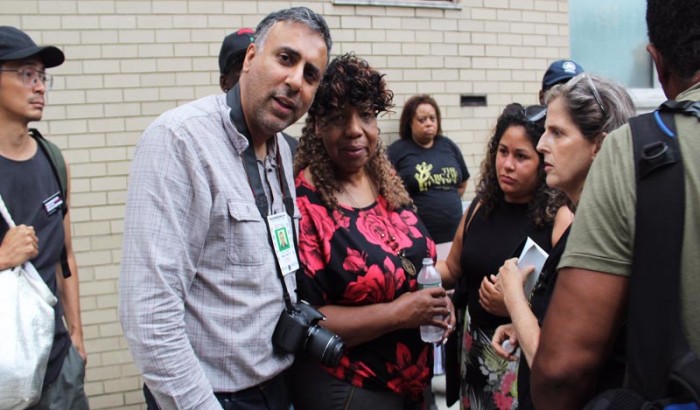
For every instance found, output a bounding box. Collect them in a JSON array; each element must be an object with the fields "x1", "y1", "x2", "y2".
[
  {"x1": 492, "y1": 73, "x2": 635, "y2": 410},
  {"x1": 290, "y1": 53, "x2": 456, "y2": 410}
]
